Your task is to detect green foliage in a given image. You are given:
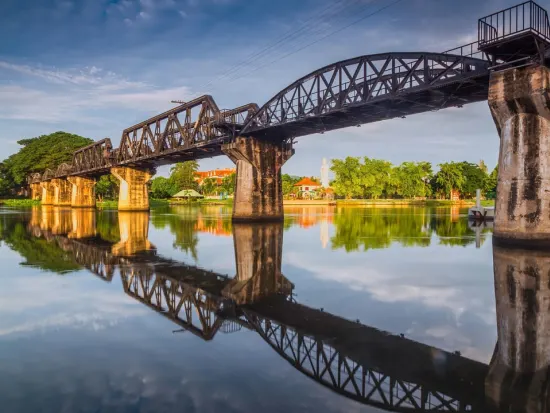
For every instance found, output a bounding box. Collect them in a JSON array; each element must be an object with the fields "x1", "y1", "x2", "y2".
[
  {"x1": 435, "y1": 162, "x2": 466, "y2": 199},
  {"x1": 390, "y1": 161, "x2": 433, "y2": 198},
  {"x1": 282, "y1": 174, "x2": 300, "y2": 196},
  {"x1": 484, "y1": 165, "x2": 498, "y2": 198},
  {"x1": 2, "y1": 131, "x2": 93, "y2": 189},
  {"x1": 221, "y1": 173, "x2": 236, "y2": 195},
  {"x1": 201, "y1": 177, "x2": 218, "y2": 196},
  {"x1": 96, "y1": 174, "x2": 119, "y2": 200},
  {"x1": 170, "y1": 161, "x2": 199, "y2": 191},
  {"x1": 150, "y1": 176, "x2": 178, "y2": 199},
  {"x1": 2, "y1": 199, "x2": 41, "y2": 207},
  {"x1": 458, "y1": 162, "x2": 487, "y2": 198},
  {"x1": 331, "y1": 157, "x2": 363, "y2": 199}
]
